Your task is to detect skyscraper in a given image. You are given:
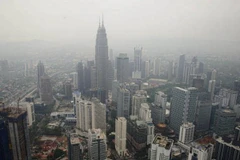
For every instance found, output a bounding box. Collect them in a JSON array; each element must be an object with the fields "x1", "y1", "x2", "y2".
[
  {"x1": 95, "y1": 19, "x2": 108, "y2": 92},
  {"x1": 40, "y1": 73, "x2": 53, "y2": 105},
  {"x1": 117, "y1": 87, "x2": 130, "y2": 118},
  {"x1": 169, "y1": 87, "x2": 198, "y2": 133},
  {"x1": 116, "y1": 53, "x2": 129, "y2": 83},
  {"x1": 131, "y1": 90, "x2": 147, "y2": 116},
  {"x1": 0, "y1": 107, "x2": 31, "y2": 160},
  {"x1": 133, "y1": 47, "x2": 142, "y2": 78},
  {"x1": 150, "y1": 134, "x2": 173, "y2": 160},
  {"x1": 176, "y1": 54, "x2": 185, "y2": 83},
  {"x1": 115, "y1": 117, "x2": 127, "y2": 157},
  {"x1": 179, "y1": 122, "x2": 195, "y2": 144},
  {"x1": 37, "y1": 61, "x2": 45, "y2": 92},
  {"x1": 88, "y1": 128, "x2": 107, "y2": 160},
  {"x1": 77, "y1": 62, "x2": 84, "y2": 92}
]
